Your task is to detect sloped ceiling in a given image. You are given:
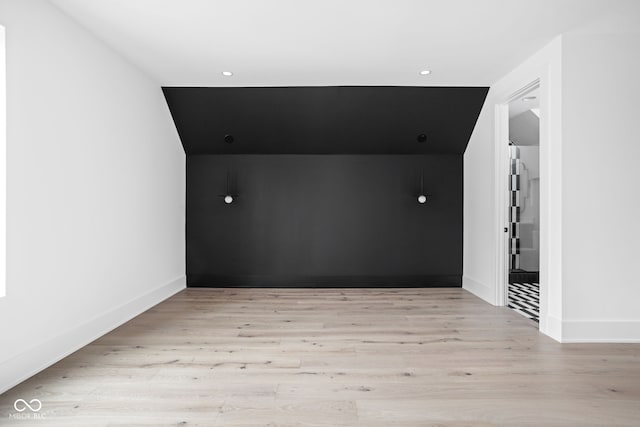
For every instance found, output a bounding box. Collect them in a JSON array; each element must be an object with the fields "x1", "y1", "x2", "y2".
[
  {"x1": 510, "y1": 111, "x2": 540, "y2": 147},
  {"x1": 163, "y1": 86, "x2": 488, "y2": 154}
]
